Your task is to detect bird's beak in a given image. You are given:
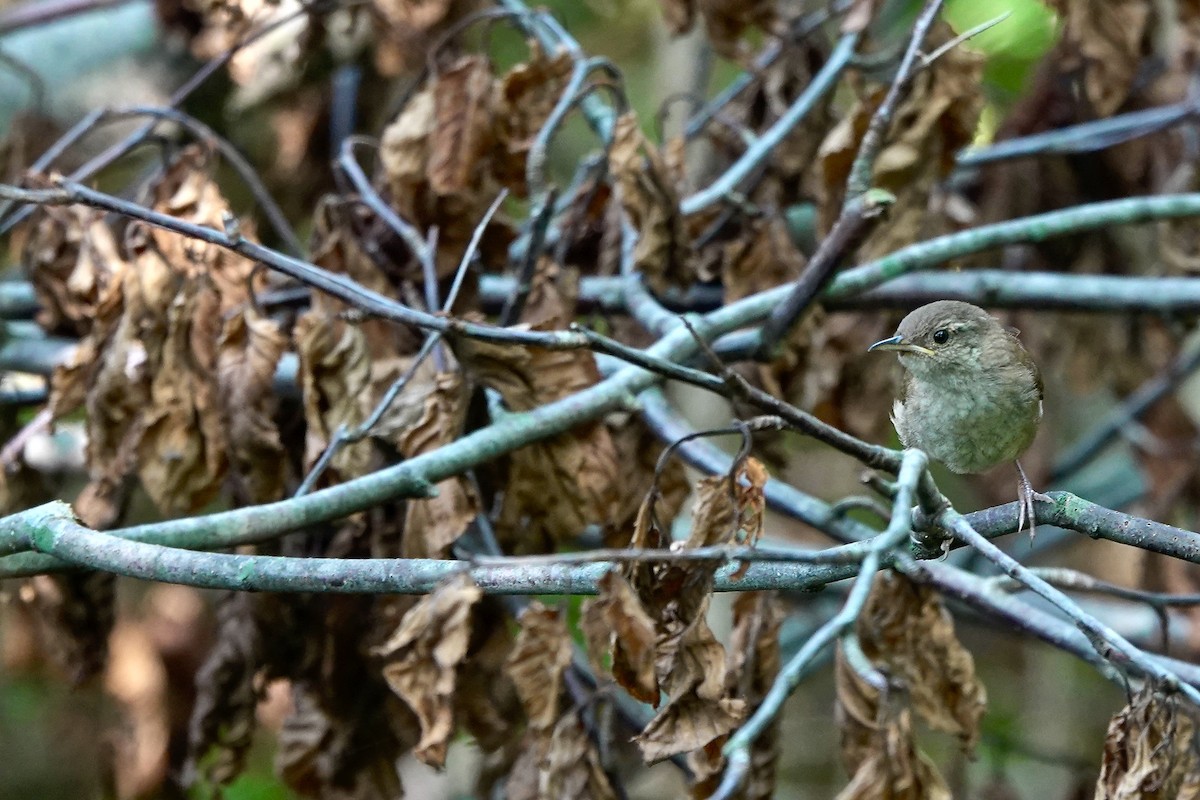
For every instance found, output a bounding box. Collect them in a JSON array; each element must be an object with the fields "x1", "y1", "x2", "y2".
[{"x1": 867, "y1": 334, "x2": 936, "y2": 357}]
